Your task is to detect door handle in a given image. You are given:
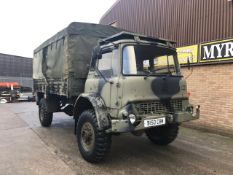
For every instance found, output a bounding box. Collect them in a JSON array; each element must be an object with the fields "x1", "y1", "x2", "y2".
[{"x1": 109, "y1": 80, "x2": 114, "y2": 84}]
